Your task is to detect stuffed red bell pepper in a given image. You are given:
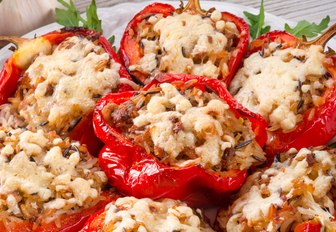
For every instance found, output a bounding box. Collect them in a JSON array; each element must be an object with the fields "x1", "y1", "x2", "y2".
[
  {"x1": 228, "y1": 24, "x2": 336, "y2": 155},
  {"x1": 80, "y1": 196, "x2": 214, "y2": 231},
  {"x1": 119, "y1": 0, "x2": 249, "y2": 85},
  {"x1": 93, "y1": 73, "x2": 267, "y2": 206},
  {"x1": 0, "y1": 28, "x2": 136, "y2": 155},
  {"x1": 217, "y1": 146, "x2": 336, "y2": 231},
  {"x1": 0, "y1": 126, "x2": 115, "y2": 232}
]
